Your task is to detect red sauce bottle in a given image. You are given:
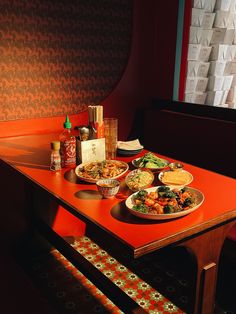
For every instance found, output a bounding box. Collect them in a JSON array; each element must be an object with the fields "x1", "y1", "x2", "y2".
[{"x1": 59, "y1": 115, "x2": 76, "y2": 168}]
